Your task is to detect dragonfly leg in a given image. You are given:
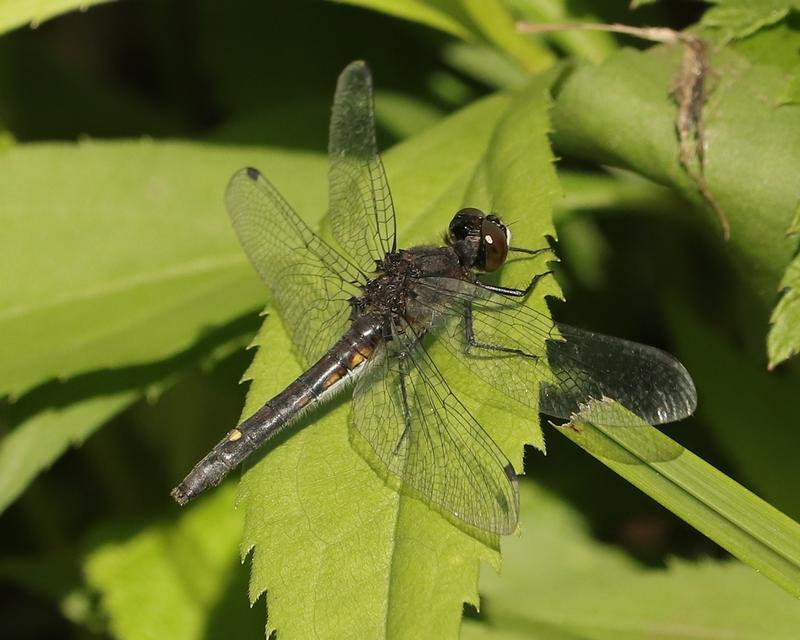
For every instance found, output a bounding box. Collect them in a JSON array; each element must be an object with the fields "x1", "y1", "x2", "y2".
[
  {"x1": 463, "y1": 302, "x2": 538, "y2": 359},
  {"x1": 476, "y1": 270, "x2": 553, "y2": 299},
  {"x1": 509, "y1": 245, "x2": 553, "y2": 257},
  {"x1": 392, "y1": 353, "x2": 413, "y2": 455}
]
